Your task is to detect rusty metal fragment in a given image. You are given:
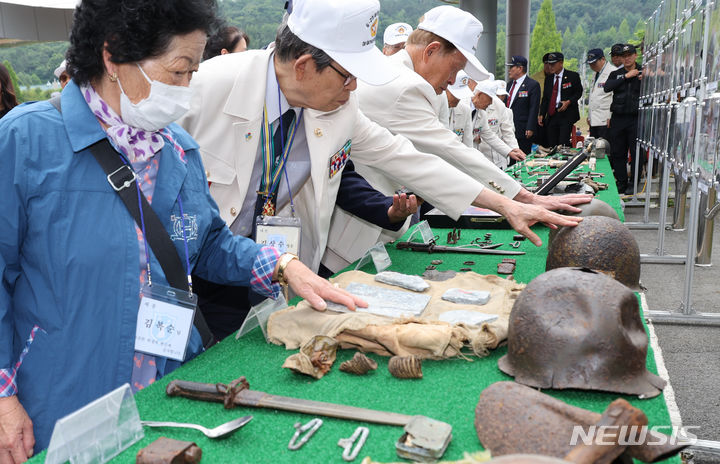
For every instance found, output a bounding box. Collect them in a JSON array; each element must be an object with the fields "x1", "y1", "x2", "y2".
[
  {"x1": 475, "y1": 382, "x2": 689, "y2": 463},
  {"x1": 136, "y1": 437, "x2": 201, "y2": 464},
  {"x1": 499, "y1": 267, "x2": 665, "y2": 398},
  {"x1": 282, "y1": 335, "x2": 338, "y2": 379},
  {"x1": 339, "y1": 352, "x2": 378, "y2": 375},
  {"x1": 388, "y1": 356, "x2": 422, "y2": 379},
  {"x1": 497, "y1": 258, "x2": 516, "y2": 275}
]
